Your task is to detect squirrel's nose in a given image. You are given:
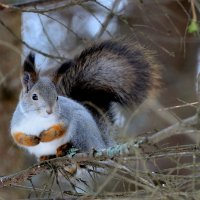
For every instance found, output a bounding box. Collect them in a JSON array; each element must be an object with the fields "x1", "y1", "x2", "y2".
[{"x1": 46, "y1": 107, "x2": 53, "y2": 115}]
